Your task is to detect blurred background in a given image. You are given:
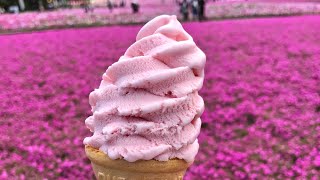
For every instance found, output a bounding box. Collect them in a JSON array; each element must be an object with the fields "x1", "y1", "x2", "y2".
[
  {"x1": 1, "y1": 0, "x2": 320, "y2": 32},
  {"x1": 1, "y1": 0, "x2": 320, "y2": 179}
]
